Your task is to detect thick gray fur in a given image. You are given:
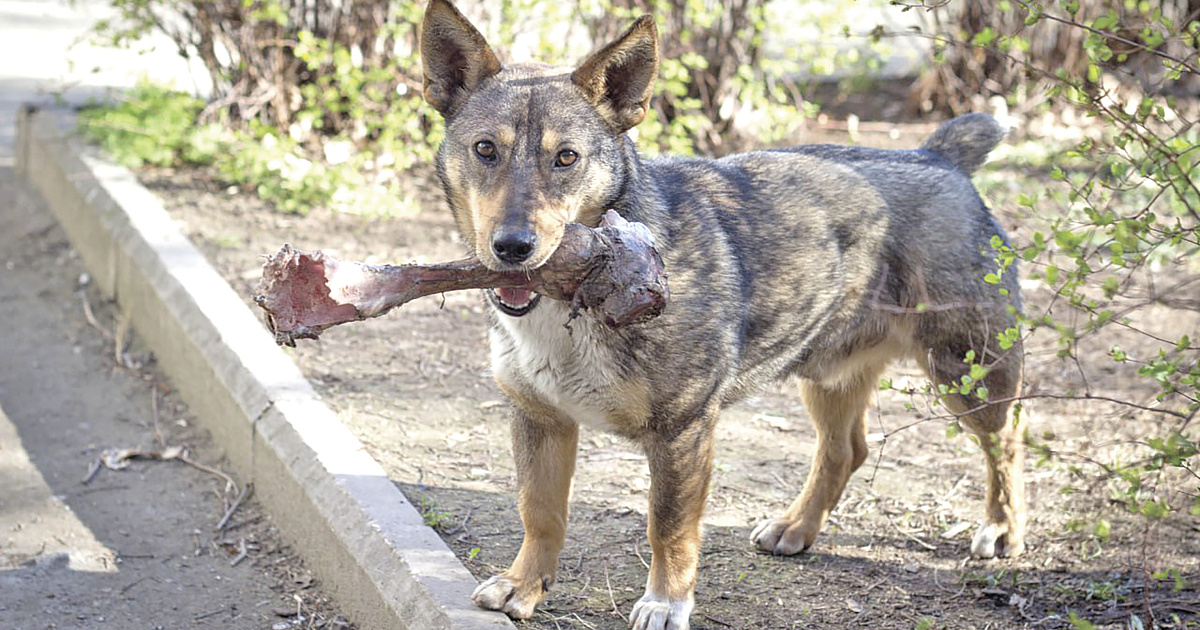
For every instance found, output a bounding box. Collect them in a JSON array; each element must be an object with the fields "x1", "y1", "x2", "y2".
[{"x1": 920, "y1": 112, "x2": 1008, "y2": 174}]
